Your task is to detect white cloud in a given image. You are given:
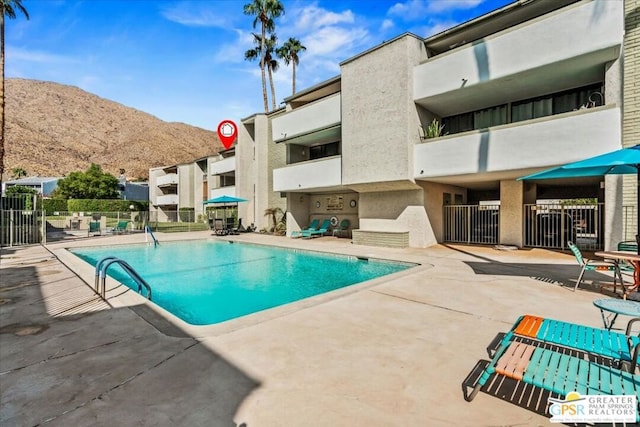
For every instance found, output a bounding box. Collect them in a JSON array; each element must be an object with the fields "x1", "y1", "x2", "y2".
[
  {"x1": 381, "y1": 19, "x2": 395, "y2": 32},
  {"x1": 213, "y1": 29, "x2": 255, "y2": 64},
  {"x1": 160, "y1": 2, "x2": 232, "y2": 28},
  {"x1": 292, "y1": 4, "x2": 354, "y2": 31},
  {"x1": 428, "y1": 0, "x2": 484, "y2": 13},
  {"x1": 7, "y1": 46, "x2": 79, "y2": 64},
  {"x1": 303, "y1": 26, "x2": 369, "y2": 57}
]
